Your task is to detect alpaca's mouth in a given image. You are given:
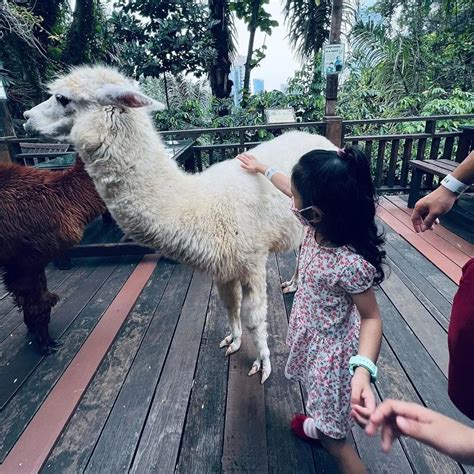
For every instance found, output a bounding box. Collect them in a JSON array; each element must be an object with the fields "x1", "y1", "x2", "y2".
[{"x1": 23, "y1": 121, "x2": 71, "y2": 143}]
